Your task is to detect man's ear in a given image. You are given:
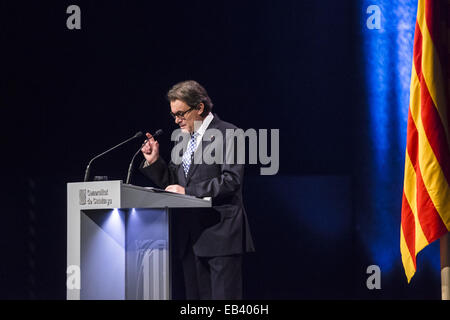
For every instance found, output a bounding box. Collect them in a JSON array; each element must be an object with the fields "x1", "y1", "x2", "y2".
[{"x1": 197, "y1": 103, "x2": 205, "y2": 115}]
